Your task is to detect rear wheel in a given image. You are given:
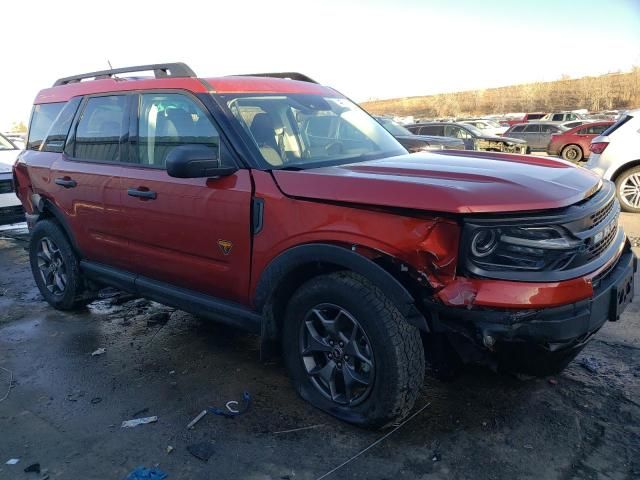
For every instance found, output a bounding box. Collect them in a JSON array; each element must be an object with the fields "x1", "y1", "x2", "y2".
[
  {"x1": 561, "y1": 144, "x2": 583, "y2": 162},
  {"x1": 29, "y1": 220, "x2": 89, "y2": 310},
  {"x1": 282, "y1": 271, "x2": 425, "y2": 428},
  {"x1": 615, "y1": 166, "x2": 640, "y2": 213}
]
